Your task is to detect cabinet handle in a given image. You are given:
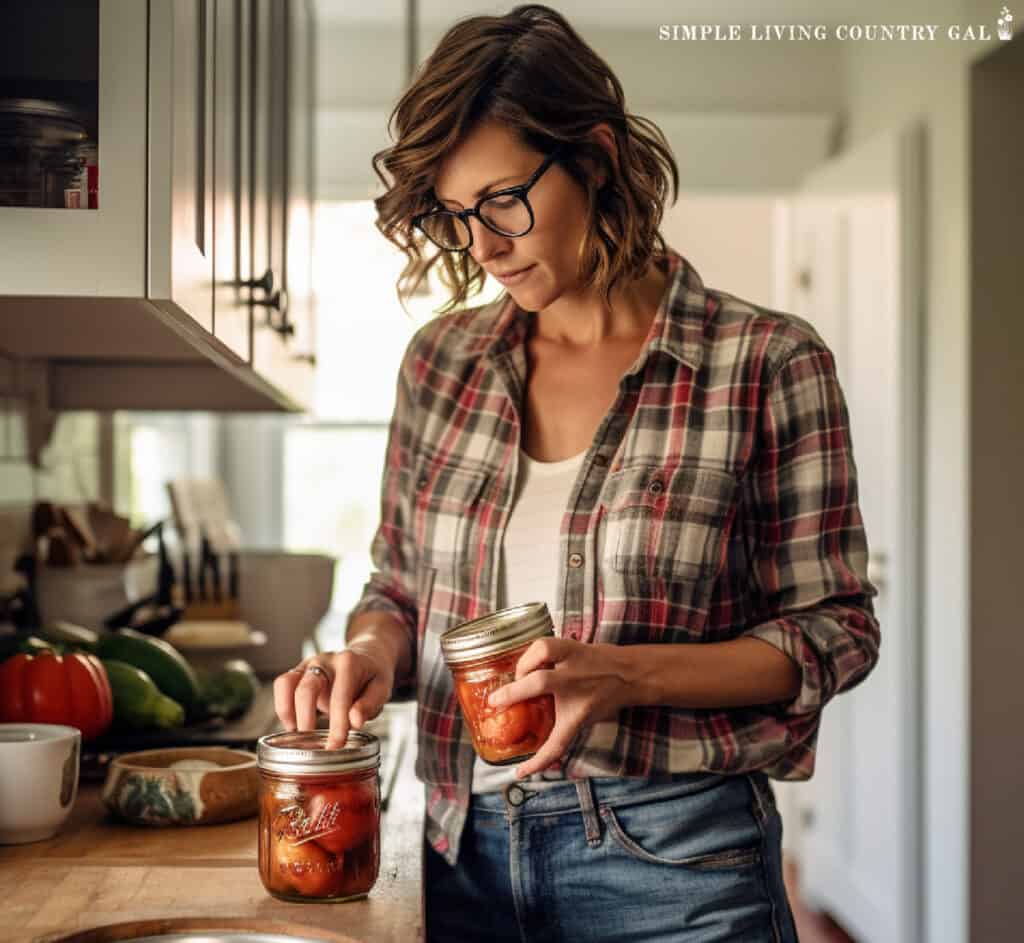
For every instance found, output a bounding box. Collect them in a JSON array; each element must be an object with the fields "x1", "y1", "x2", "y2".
[
  {"x1": 252, "y1": 289, "x2": 288, "y2": 314},
  {"x1": 238, "y1": 269, "x2": 274, "y2": 294},
  {"x1": 292, "y1": 353, "x2": 317, "y2": 366},
  {"x1": 253, "y1": 290, "x2": 293, "y2": 338}
]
